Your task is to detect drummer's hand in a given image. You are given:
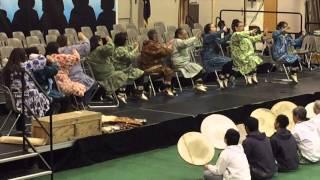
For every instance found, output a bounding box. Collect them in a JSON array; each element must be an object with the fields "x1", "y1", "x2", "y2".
[{"x1": 204, "y1": 164, "x2": 209, "y2": 170}]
